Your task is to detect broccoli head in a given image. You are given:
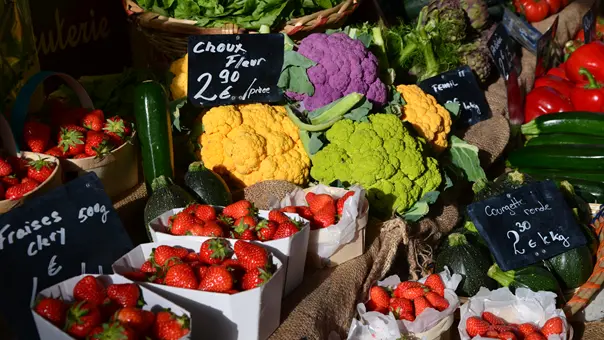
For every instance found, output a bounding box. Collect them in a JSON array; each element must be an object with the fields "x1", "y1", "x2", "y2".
[
  {"x1": 311, "y1": 114, "x2": 442, "y2": 218},
  {"x1": 286, "y1": 33, "x2": 388, "y2": 111}
]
